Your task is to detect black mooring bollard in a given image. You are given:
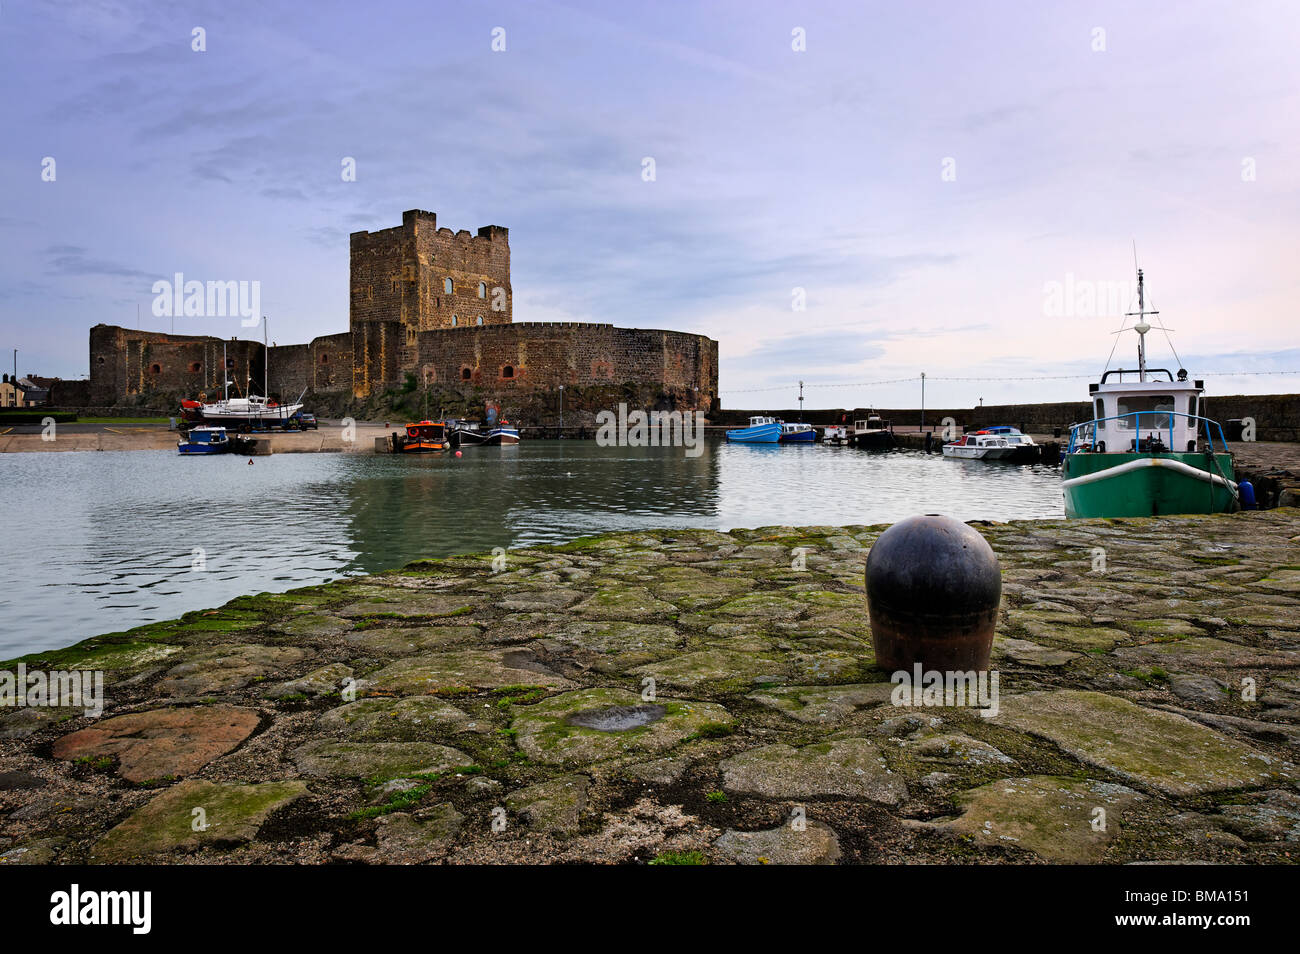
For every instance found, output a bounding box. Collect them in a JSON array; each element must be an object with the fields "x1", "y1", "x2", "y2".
[{"x1": 865, "y1": 514, "x2": 1001, "y2": 672}]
